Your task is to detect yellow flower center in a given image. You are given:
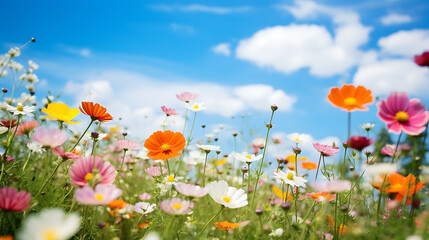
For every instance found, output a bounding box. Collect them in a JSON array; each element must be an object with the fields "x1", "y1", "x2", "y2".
[
  {"x1": 294, "y1": 137, "x2": 300, "y2": 142},
  {"x1": 85, "y1": 173, "x2": 93, "y2": 181},
  {"x1": 395, "y1": 111, "x2": 409, "y2": 122},
  {"x1": 286, "y1": 172, "x2": 294, "y2": 180},
  {"x1": 344, "y1": 97, "x2": 357, "y2": 107},
  {"x1": 17, "y1": 104, "x2": 24, "y2": 111},
  {"x1": 245, "y1": 155, "x2": 252, "y2": 159},
  {"x1": 173, "y1": 203, "x2": 183, "y2": 209},
  {"x1": 222, "y1": 195, "x2": 232, "y2": 203},
  {"x1": 43, "y1": 229, "x2": 58, "y2": 240},
  {"x1": 95, "y1": 194, "x2": 103, "y2": 201},
  {"x1": 161, "y1": 143, "x2": 171, "y2": 151},
  {"x1": 167, "y1": 176, "x2": 175, "y2": 182},
  {"x1": 193, "y1": 105, "x2": 199, "y2": 109}
]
